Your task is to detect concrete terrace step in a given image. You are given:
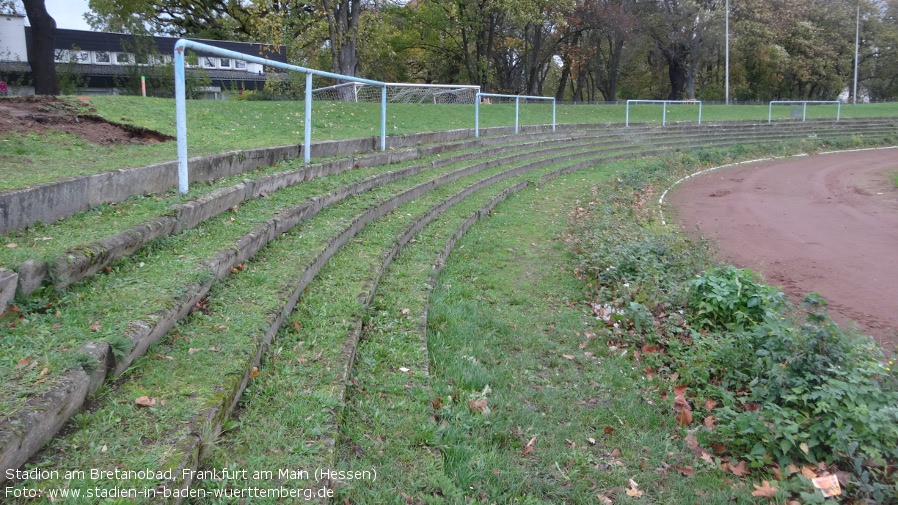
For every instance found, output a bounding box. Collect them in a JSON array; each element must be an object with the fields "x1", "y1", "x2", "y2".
[
  {"x1": 1, "y1": 119, "x2": 895, "y2": 499},
  {"x1": 1, "y1": 132, "x2": 609, "y2": 304},
  {"x1": 2, "y1": 137, "x2": 639, "y2": 499},
  {"x1": 0, "y1": 135, "x2": 654, "y2": 484}
]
